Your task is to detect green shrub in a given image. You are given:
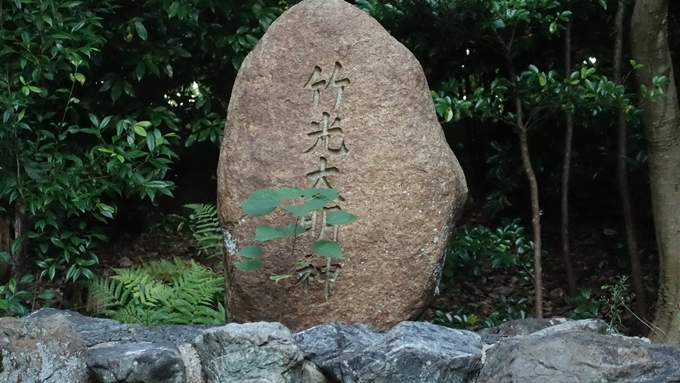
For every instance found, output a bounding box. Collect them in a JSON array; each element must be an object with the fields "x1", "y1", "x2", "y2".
[
  {"x1": 442, "y1": 218, "x2": 535, "y2": 282},
  {"x1": 568, "y1": 288, "x2": 601, "y2": 320},
  {"x1": 87, "y1": 257, "x2": 224, "y2": 325},
  {"x1": 433, "y1": 295, "x2": 528, "y2": 331}
]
